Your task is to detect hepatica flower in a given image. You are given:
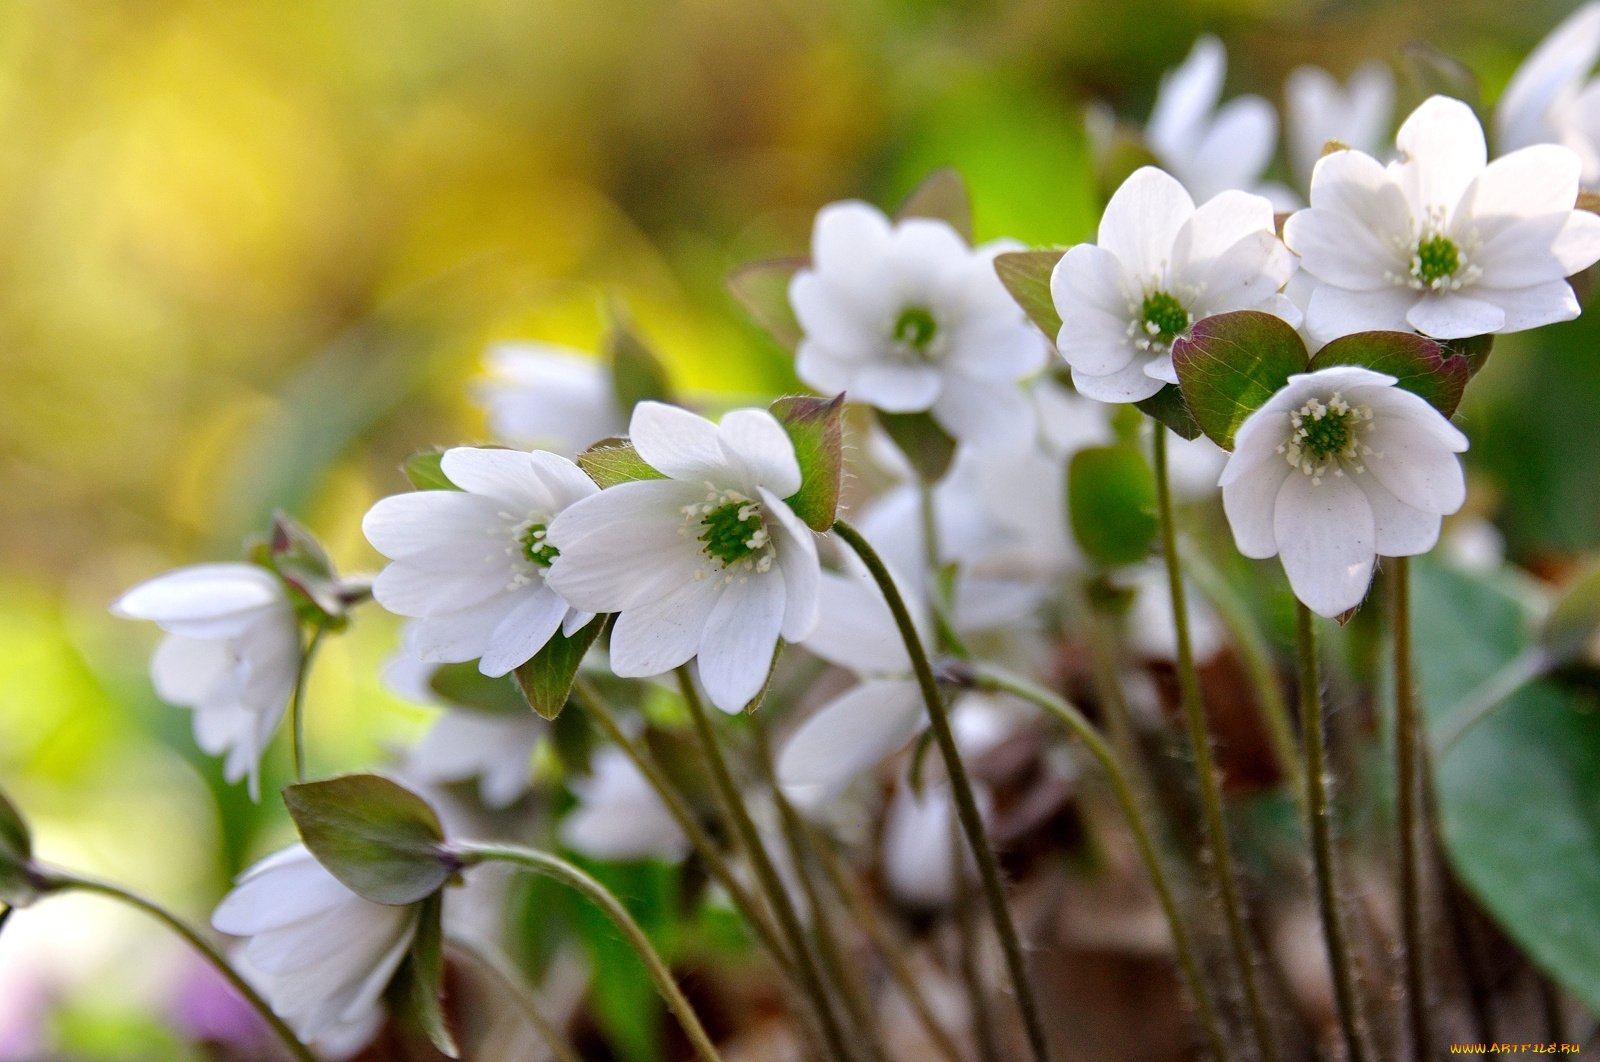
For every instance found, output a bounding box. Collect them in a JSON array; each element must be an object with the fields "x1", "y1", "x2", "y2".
[
  {"x1": 546, "y1": 402, "x2": 820, "y2": 713},
  {"x1": 1285, "y1": 62, "x2": 1395, "y2": 192},
  {"x1": 212, "y1": 844, "x2": 418, "y2": 1058},
  {"x1": 111, "y1": 563, "x2": 300, "y2": 800},
  {"x1": 1495, "y1": 2, "x2": 1600, "y2": 184},
  {"x1": 788, "y1": 201, "x2": 1047, "y2": 450},
  {"x1": 1284, "y1": 95, "x2": 1600, "y2": 344},
  {"x1": 1051, "y1": 166, "x2": 1299, "y2": 402},
  {"x1": 1220, "y1": 366, "x2": 1468, "y2": 617},
  {"x1": 363, "y1": 447, "x2": 597, "y2": 677},
  {"x1": 475, "y1": 342, "x2": 623, "y2": 456}
]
